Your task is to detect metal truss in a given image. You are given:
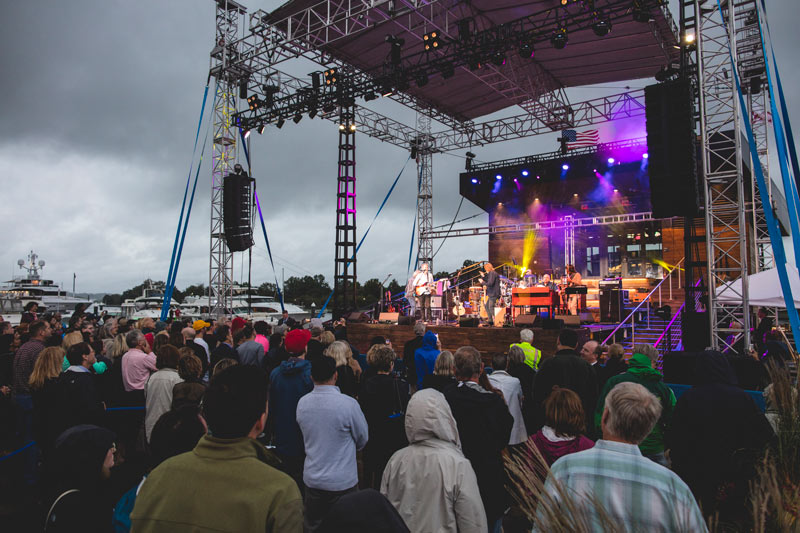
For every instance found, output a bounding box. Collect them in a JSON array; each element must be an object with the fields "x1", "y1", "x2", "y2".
[
  {"x1": 415, "y1": 112, "x2": 434, "y2": 269},
  {"x1": 564, "y1": 215, "x2": 575, "y2": 267},
  {"x1": 692, "y1": 0, "x2": 751, "y2": 351},
  {"x1": 333, "y1": 104, "x2": 358, "y2": 317},
  {"x1": 209, "y1": 0, "x2": 244, "y2": 317},
  {"x1": 423, "y1": 211, "x2": 655, "y2": 240}
]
